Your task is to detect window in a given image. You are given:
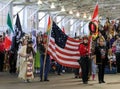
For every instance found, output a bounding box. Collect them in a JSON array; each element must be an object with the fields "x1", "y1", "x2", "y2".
[
  {"x1": 38, "y1": 12, "x2": 45, "y2": 28},
  {"x1": 27, "y1": 7, "x2": 37, "y2": 30},
  {"x1": 13, "y1": 6, "x2": 23, "y2": 28},
  {"x1": 56, "y1": 16, "x2": 62, "y2": 28},
  {"x1": 0, "y1": 3, "x2": 9, "y2": 32}
]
